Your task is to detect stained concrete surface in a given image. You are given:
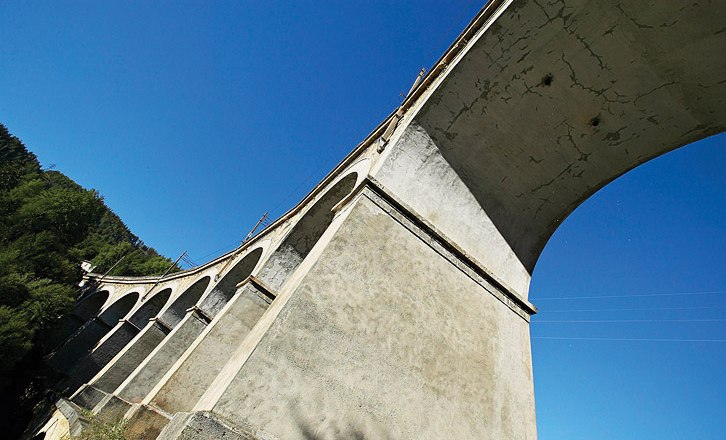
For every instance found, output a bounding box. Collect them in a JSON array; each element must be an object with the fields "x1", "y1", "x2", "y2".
[
  {"x1": 67, "y1": 321, "x2": 141, "y2": 384},
  {"x1": 412, "y1": 0, "x2": 726, "y2": 272},
  {"x1": 47, "y1": 318, "x2": 114, "y2": 373},
  {"x1": 210, "y1": 193, "x2": 536, "y2": 439},
  {"x1": 117, "y1": 312, "x2": 209, "y2": 404},
  {"x1": 93, "y1": 321, "x2": 170, "y2": 392},
  {"x1": 151, "y1": 283, "x2": 271, "y2": 414}
]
